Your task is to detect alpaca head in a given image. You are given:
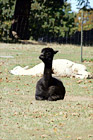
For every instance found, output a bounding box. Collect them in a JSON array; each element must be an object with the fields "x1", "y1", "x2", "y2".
[{"x1": 39, "y1": 48, "x2": 58, "y2": 63}]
